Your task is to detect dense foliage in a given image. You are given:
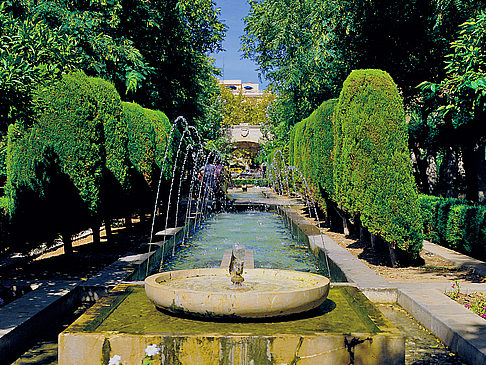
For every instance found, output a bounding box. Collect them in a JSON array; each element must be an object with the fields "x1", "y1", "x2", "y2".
[
  {"x1": 0, "y1": 0, "x2": 226, "y2": 254},
  {"x1": 6, "y1": 72, "x2": 110, "y2": 251},
  {"x1": 295, "y1": 99, "x2": 336, "y2": 200},
  {"x1": 0, "y1": 0, "x2": 226, "y2": 185},
  {"x1": 5, "y1": 72, "x2": 174, "y2": 253},
  {"x1": 419, "y1": 195, "x2": 486, "y2": 259},
  {"x1": 417, "y1": 10, "x2": 486, "y2": 200},
  {"x1": 220, "y1": 86, "x2": 274, "y2": 126},
  {"x1": 333, "y1": 69, "x2": 423, "y2": 257},
  {"x1": 122, "y1": 101, "x2": 172, "y2": 215},
  {"x1": 243, "y1": 0, "x2": 484, "y2": 171},
  {"x1": 281, "y1": 70, "x2": 423, "y2": 259}
]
